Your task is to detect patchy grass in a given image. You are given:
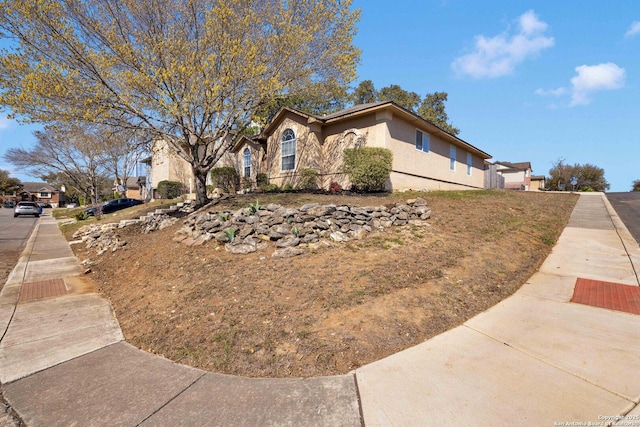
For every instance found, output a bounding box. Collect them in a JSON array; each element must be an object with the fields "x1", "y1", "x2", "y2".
[{"x1": 68, "y1": 190, "x2": 578, "y2": 378}]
